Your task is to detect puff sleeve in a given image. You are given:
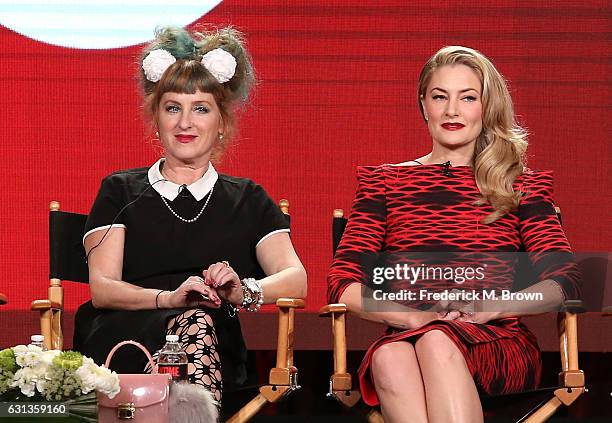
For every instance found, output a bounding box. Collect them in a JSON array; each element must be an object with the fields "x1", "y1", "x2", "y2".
[
  {"x1": 247, "y1": 182, "x2": 290, "y2": 249},
  {"x1": 83, "y1": 174, "x2": 127, "y2": 243}
]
